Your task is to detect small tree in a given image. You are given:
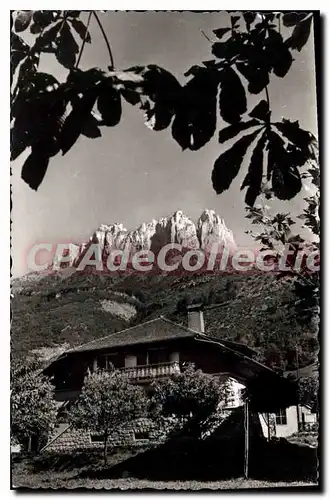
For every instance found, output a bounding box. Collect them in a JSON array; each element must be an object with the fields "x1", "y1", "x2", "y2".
[
  {"x1": 151, "y1": 363, "x2": 230, "y2": 437},
  {"x1": 11, "y1": 358, "x2": 58, "y2": 451},
  {"x1": 298, "y1": 376, "x2": 319, "y2": 411},
  {"x1": 69, "y1": 369, "x2": 148, "y2": 464},
  {"x1": 244, "y1": 154, "x2": 319, "y2": 371}
]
